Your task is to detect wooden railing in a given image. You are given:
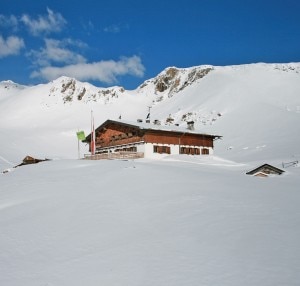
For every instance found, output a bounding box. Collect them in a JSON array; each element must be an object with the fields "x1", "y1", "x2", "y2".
[{"x1": 84, "y1": 151, "x2": 144, "y2": 160}]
